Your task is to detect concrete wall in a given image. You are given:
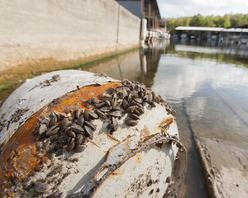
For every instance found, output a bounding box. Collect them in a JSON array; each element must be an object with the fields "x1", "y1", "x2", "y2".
[{"x1": 0, "y1": 0, "x2": 140, "y2": 82}]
